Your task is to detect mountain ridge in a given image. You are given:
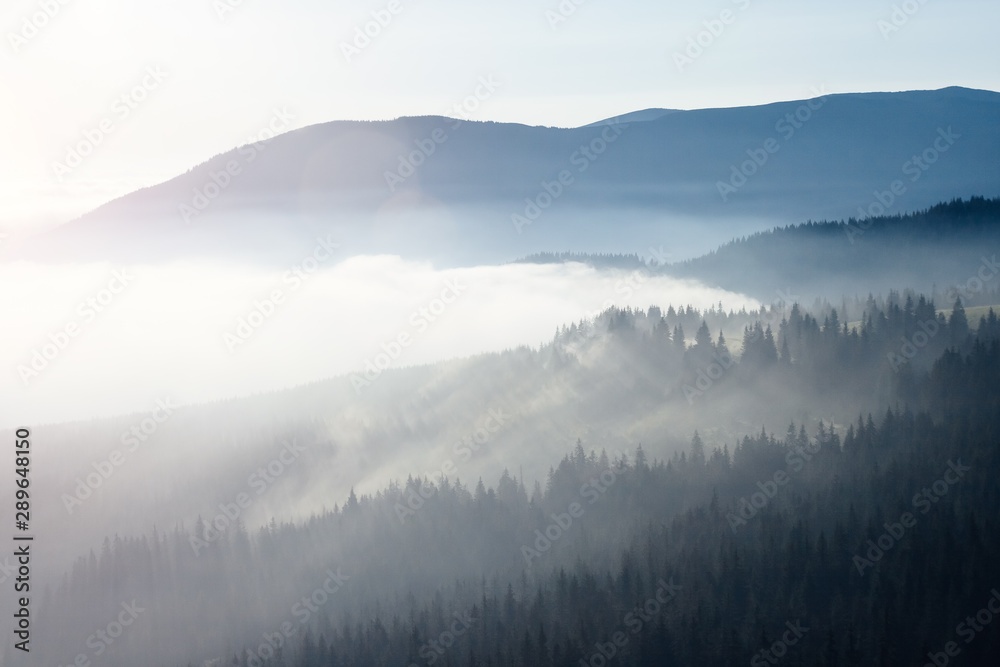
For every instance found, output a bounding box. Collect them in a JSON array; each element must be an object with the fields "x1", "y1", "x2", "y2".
[{"x1": 11, "y1": 86, "x2": 1000, "y2": 267}]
